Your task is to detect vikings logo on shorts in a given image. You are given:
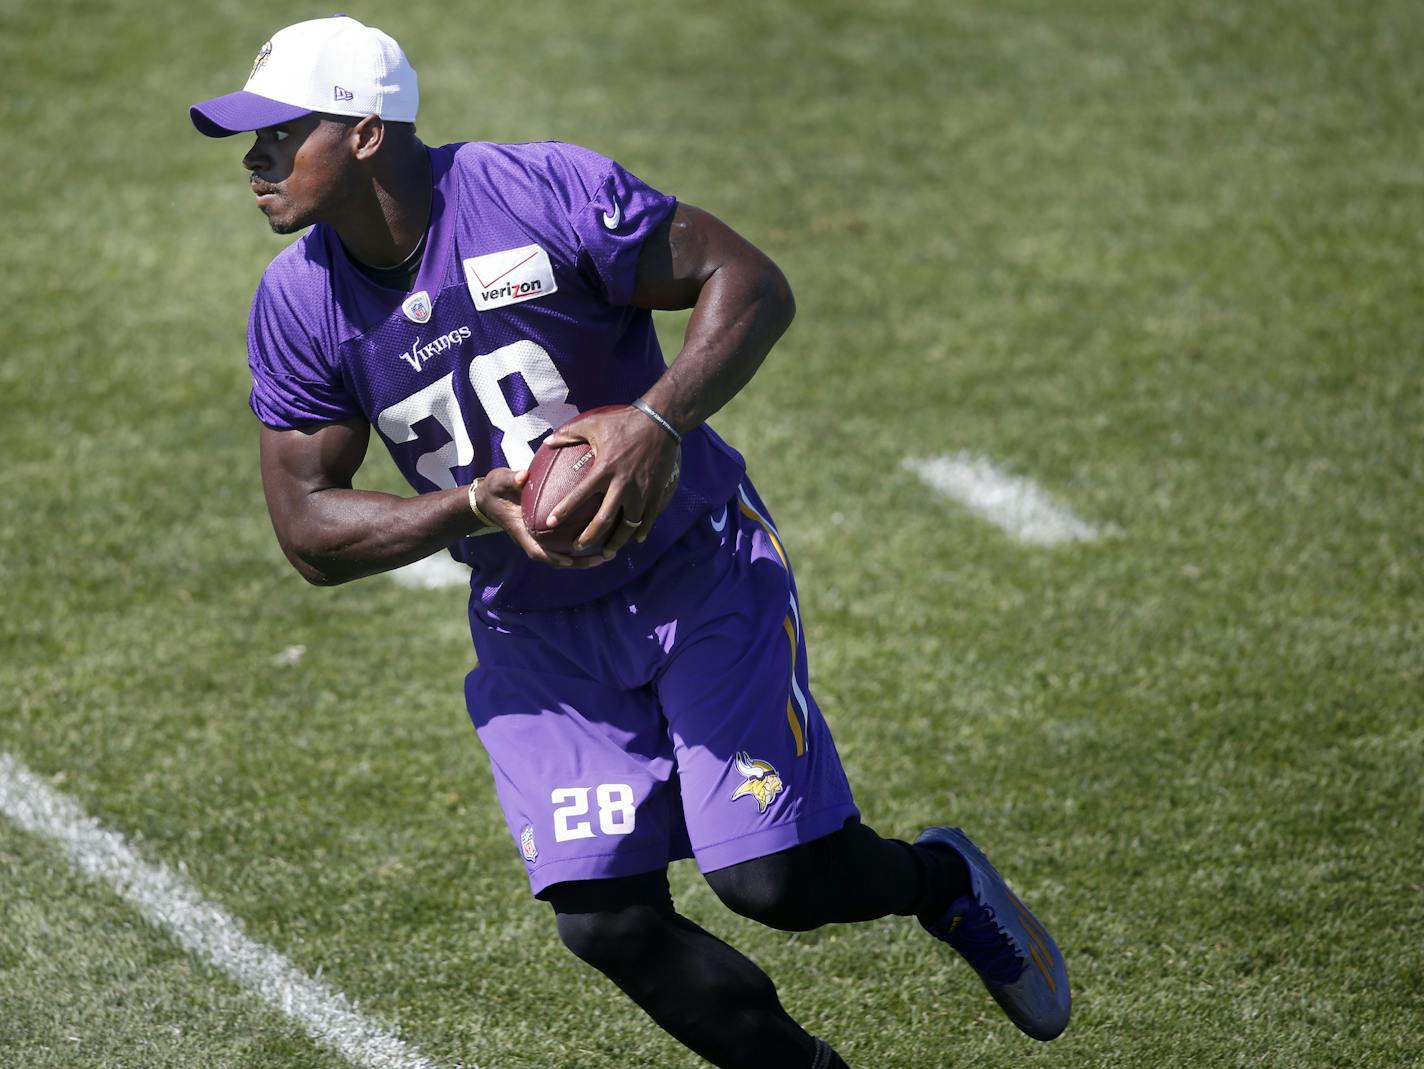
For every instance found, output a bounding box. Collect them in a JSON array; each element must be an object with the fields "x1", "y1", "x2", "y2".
[
  {"x1": 730, "y1": 751, "x2": 784, "y2": 813},
  {"x1": 250, "y1": 41, "x2": 273, "y2": 80},
  {"x1": 520, "y1": 824, "x2": 538, "y2": 863}
]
